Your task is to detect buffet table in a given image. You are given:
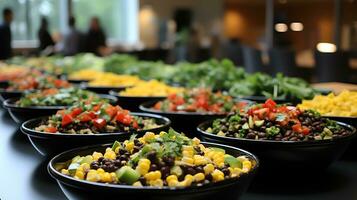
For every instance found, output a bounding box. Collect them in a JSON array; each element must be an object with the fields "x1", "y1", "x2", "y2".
[{"x1": 1, "y1": 108, "x2": 357, "y2": 200}]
